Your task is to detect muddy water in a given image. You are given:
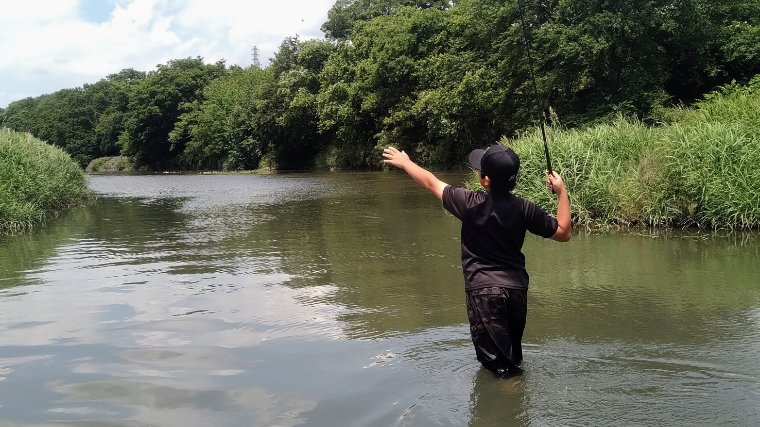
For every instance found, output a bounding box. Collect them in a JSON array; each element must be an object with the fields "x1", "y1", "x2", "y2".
[{"x1": 1, "y1": 173, "x2": 758, "y2": 426}]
